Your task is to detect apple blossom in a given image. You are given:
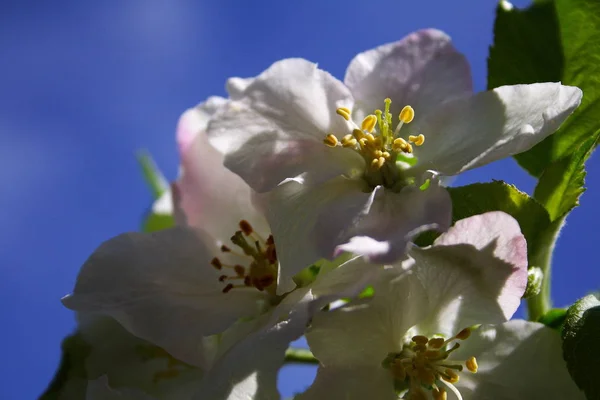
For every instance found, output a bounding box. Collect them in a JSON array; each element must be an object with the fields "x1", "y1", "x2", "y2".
[
  {"x1": 205, "y1": 29, "x2": 582, "y2": 281},
  {"x1": 299, "y1": 212, "x2": 557, "y2": 400}
]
